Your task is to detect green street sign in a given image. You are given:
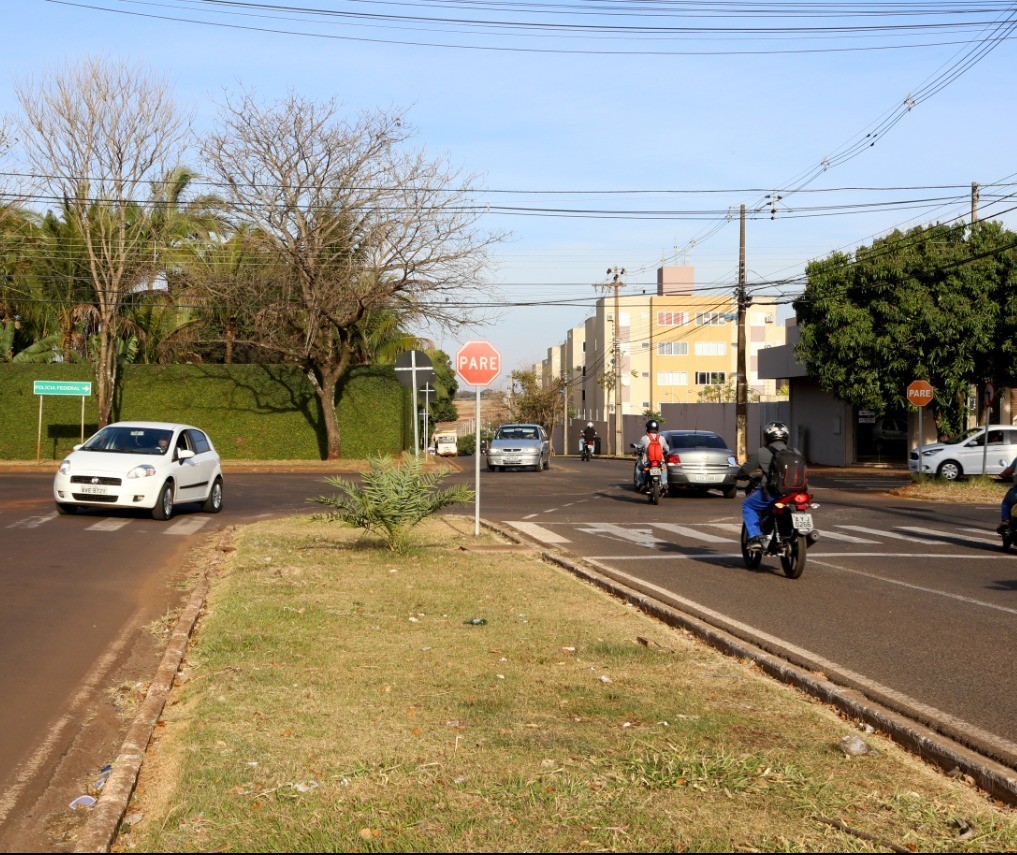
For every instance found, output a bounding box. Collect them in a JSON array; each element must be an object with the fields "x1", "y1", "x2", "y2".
[{"x1": 33, "y1": 380, "x2": 92, "y2": 397}]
